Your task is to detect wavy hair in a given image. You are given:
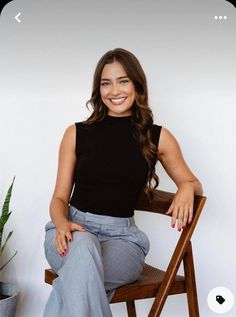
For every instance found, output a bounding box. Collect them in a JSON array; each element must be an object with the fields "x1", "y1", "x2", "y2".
[{"x1": 84, "y1": 48, "x2": 159, "y2": 200}]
